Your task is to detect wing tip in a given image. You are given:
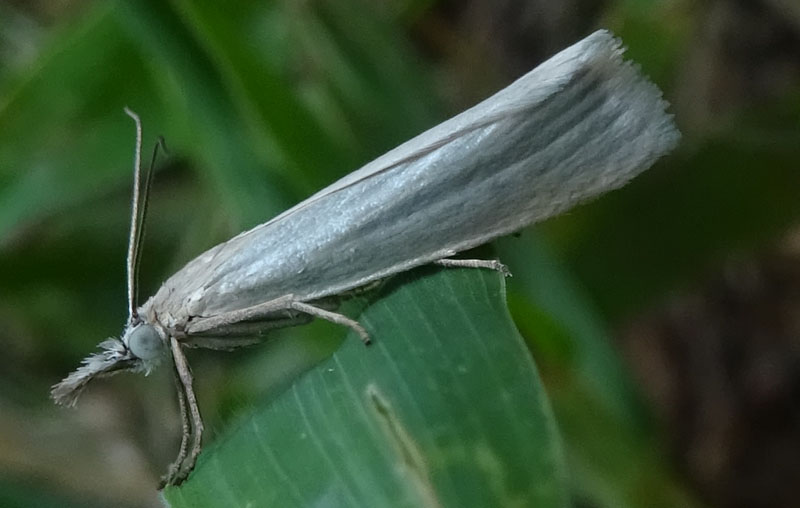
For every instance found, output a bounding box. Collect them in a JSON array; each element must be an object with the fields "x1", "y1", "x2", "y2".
[{"x1": 582, "y1": 29, "x2": 681, "y2": 156}]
